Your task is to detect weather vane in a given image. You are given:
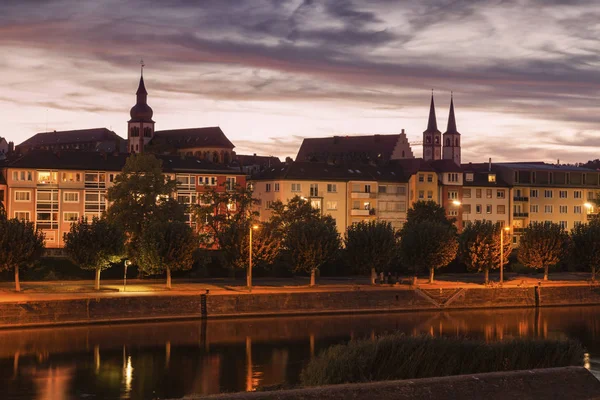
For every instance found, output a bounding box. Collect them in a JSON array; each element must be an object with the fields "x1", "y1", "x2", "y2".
[{"x1": 140, "y1": 59, "x2": 145, "y2": 76}]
